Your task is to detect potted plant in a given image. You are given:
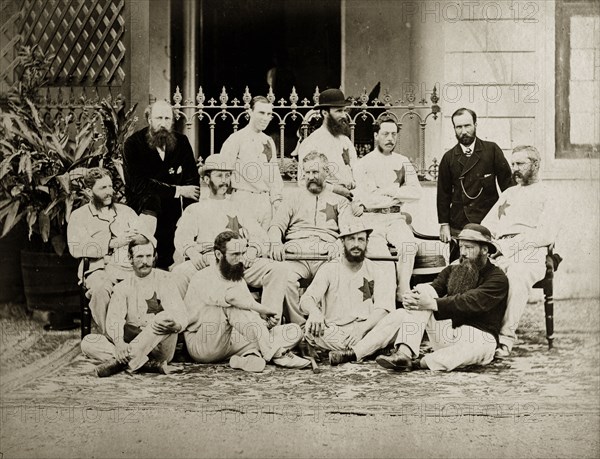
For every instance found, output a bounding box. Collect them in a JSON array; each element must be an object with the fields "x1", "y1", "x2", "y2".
[{"x1": 0, "y1": 45, "x2": 137, "y2": 328}]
